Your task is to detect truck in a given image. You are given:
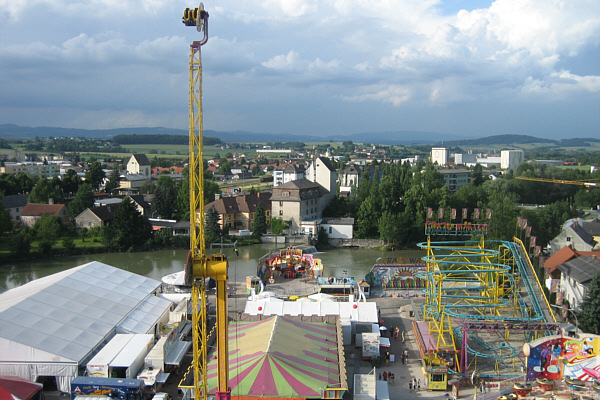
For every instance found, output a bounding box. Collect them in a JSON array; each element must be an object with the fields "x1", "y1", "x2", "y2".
[
  {"x1": 87, "y1": 335, "x2": 134, "y2": 378},
  {"x1": 70, "y1": 376, "x2": 144, "y2": 400},
  {"x1": 108, "y1": 334, "x2": 153, "y2": 379}
]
